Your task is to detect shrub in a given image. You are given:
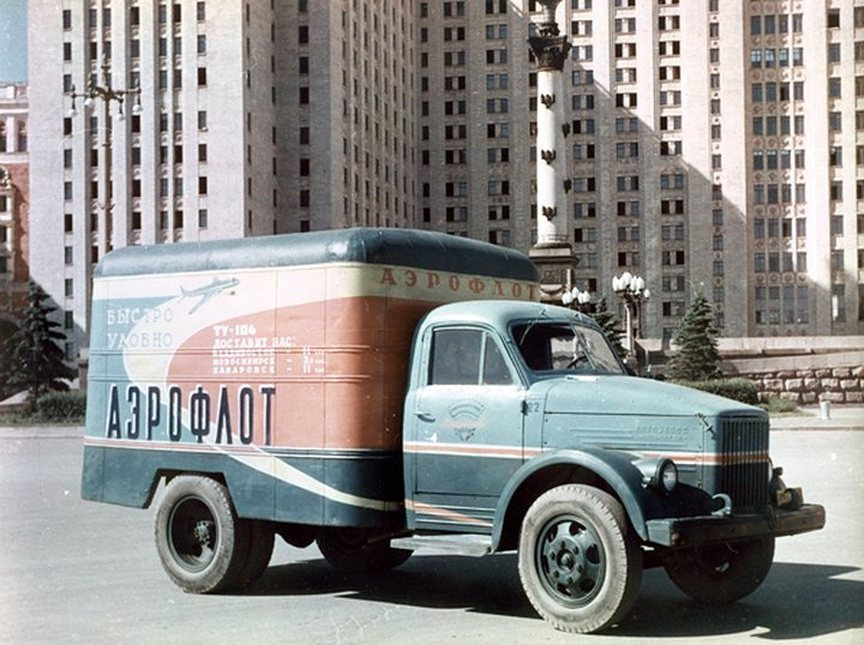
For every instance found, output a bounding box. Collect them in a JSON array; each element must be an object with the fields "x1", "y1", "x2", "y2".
[
  {"x1": 673, "y1": 377, "x2": 760, "y2": 406},
  {"x1": 36, "y1": 390, "x2": 87, "y2": 423},
  {"x1": 759, "y1": 396, "x2": 800, "y2": 415}
]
